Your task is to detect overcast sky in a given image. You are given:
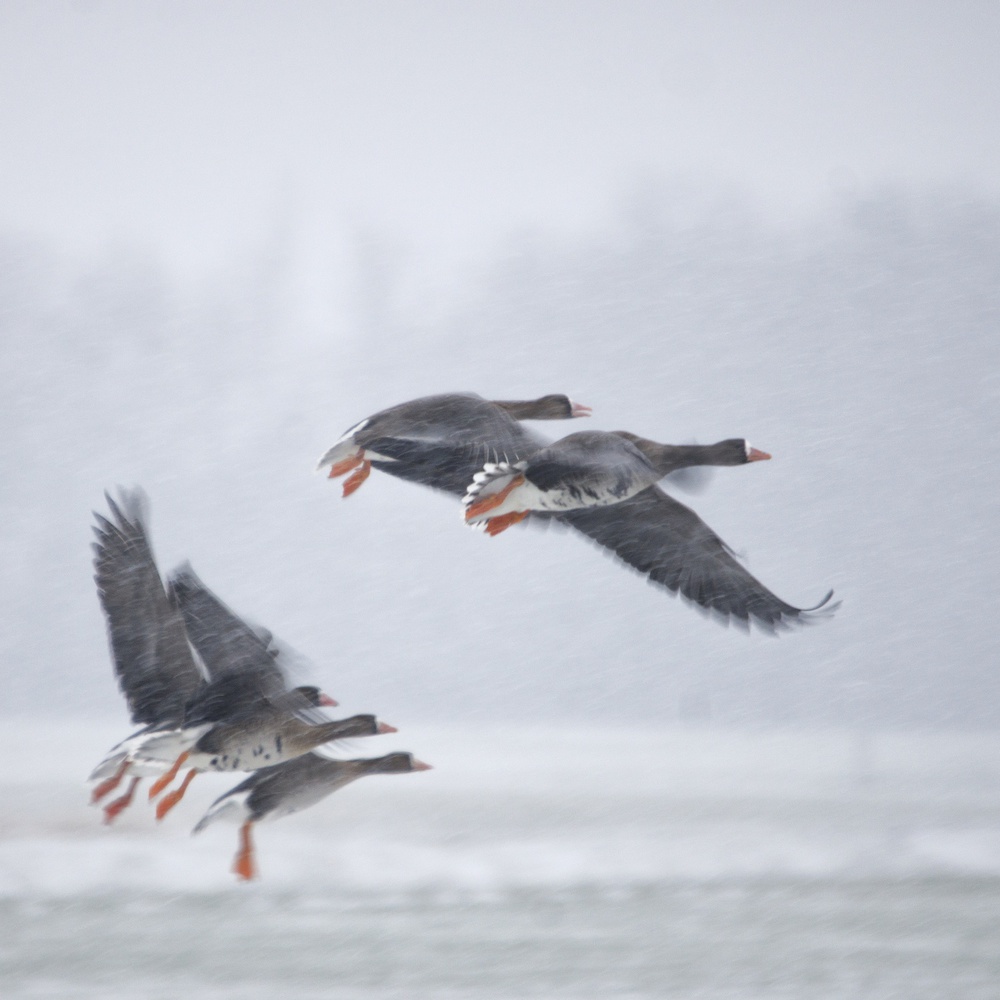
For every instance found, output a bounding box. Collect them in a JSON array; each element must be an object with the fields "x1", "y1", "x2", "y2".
[
  {"x1": 2, "y1": 1, "x2": 997, "y2": 288},
  {"x1": 3, "y1": 2, "x2": 998, "y2": 727}
]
